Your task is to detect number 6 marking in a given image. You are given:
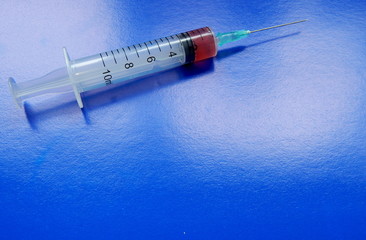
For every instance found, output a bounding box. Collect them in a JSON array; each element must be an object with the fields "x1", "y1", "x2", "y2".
[{"x1": 147, "y1": 56, "x2": 156, "y2": 63}]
